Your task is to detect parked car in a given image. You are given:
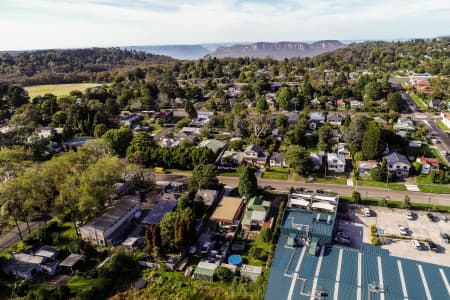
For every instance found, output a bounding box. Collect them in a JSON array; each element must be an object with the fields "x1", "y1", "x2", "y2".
[
  {"x1": 362, "y1": 208, "x2": 371, "y2": 217},
  {"x1": 334, "y1": 236, "x2": 351, "y2": 245},
  {"x1": 406, "y1": 210, "x2": 414, "y2": 220},
  {"x1": 411, "y1": 240, "x2": 421, "y2": 249},
  {"x1": 428, "y1": 240, "x2": 438, "y2": 252},
  {"x1": 440, "y1": 233, "x2": 449, "y2": 244},
  {"x1": 200, "y1": 242, "x2": 211, "y2": 254},
  {"x1": 427, "y1": 213, "x2": 435, "y2": 222},
  {"x1": 398, "y1": 225, "x2": 408, "y2": 235}
]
